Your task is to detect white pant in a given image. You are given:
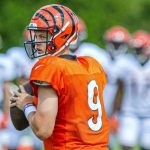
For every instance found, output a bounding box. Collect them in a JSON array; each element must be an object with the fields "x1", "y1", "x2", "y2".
[{"x1": 118, "y1": 115, "x2": 150, "y2": 149}]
